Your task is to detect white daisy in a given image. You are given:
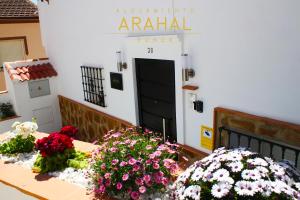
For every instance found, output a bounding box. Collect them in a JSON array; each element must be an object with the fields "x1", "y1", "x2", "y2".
[
  {"x1": 264, "y1": 157, "x2": 275, "y2": 165},
  {"x1": 227, "y1": 161, "x2": 244, "y2": 172},
  {"x1": 270, "y1": 164, "x2": 285, "y2": 176},
  {"x1": 226, "y1": 151, "x2": 243, "y2": 161},
  {"x1": 213, "y1": 169, "x2": 230, "y2": 182},
  {"x1": 247, "y1": 158, "x2": 268, "y2": 167},
  {"x1": 223, "y1": 177, "x2": 234, "y2": 185},
  {"x1": 183, "y1": 185, "x2": 201, "y2": 200},
  {"x1": 177, "y1": 169, "x2": 191, "y2": 183},
  {"x1": 254, "y1": 180, "x2": 268, "y2": 193},
  {"x1": 202, "y1": 170, "x2": 214, "y2": 182},
  {"x1": 211, "y1": 182, "x2": 232, "y2": 198},
  {"x1": 241, "y1": 169, "x2": 261, "y2": 180},
  {"x1": 255, "y1": 166, "x2": 269, "y2": 177},
  {"x1": 206, "y1": 162, "x2": 221, "y2": 172},
  {"x1": 191, "y1": 167, "x2": 204, "y2": 182},
  {"x1": 269, "y1": 180, "x2": 284, "y2": 194},
  {"x1": 235, "y1": 181, "x2": 257, "y2": 196}
]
